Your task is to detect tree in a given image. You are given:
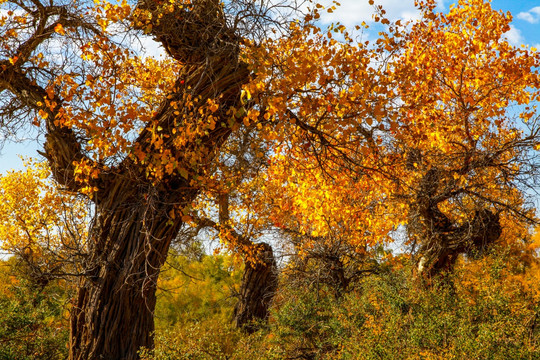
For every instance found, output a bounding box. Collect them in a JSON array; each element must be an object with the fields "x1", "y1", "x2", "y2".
[
  {"x1": 241, "y1": 0, "x2": 540, "y2": 279},
  {"x1": 185, "y1": 191, "x2": 279, "y2": 333},
  {"x1": 389, "y1": 0, "x2": 540, "y2": 277},
  {"x1": 0, "y1": 161, "x2": 88, "y2": 286},
  {"x1": 0, "y1": 0, "x2": 295, "y2": 357}
]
